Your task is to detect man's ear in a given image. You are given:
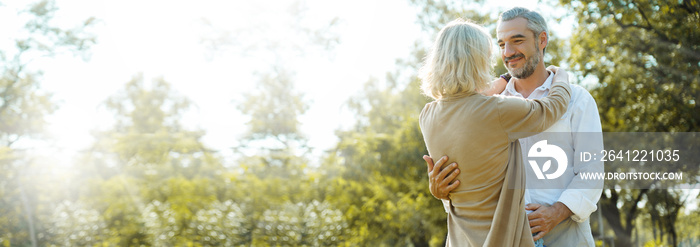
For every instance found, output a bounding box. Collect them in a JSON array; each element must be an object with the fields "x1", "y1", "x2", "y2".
[{"x1": 539, "y1": 31, "x2": 548, "y2": 53}]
